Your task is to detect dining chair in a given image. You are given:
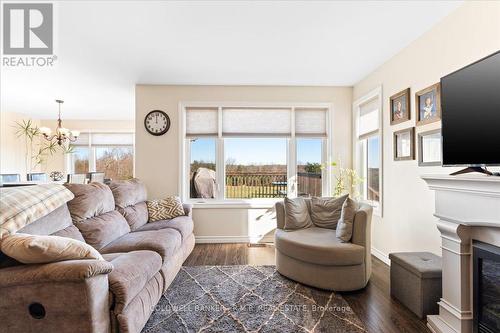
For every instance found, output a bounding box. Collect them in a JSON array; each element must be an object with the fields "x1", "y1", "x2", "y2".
[
  {"x1": 88, "y1": 172, "x2": 105, "y2": 183},
  {"x1": 67, "y1": 173, "x2": 87, "y2": 184},
  {"x1": 27, "y1": 173, "x2": 48, "y2": 181},
  {"x1": 0, "y1": 174, "x2": 21, "y2": 183}
]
